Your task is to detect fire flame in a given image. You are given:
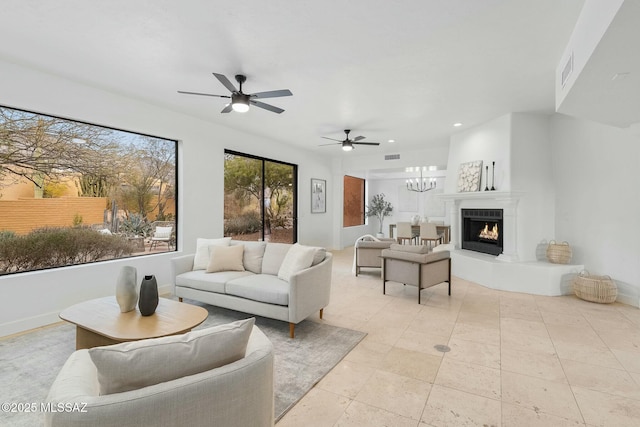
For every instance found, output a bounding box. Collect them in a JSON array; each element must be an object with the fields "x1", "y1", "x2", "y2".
[{"x1": 479, "y1": 223, "x2": 499, "y2": 240}]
